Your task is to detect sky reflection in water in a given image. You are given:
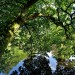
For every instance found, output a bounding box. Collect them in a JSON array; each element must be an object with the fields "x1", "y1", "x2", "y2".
[{"x1": 0, "y1": 51, "x2": 57, "y2": 75}]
